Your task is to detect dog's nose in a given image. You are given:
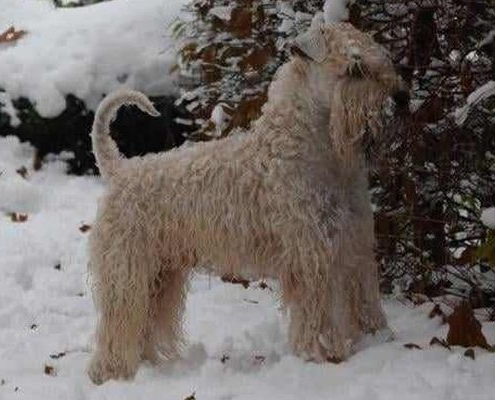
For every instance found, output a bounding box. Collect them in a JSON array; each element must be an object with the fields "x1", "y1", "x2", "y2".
[{"x1": 392, "y1": 89, "x2": 410, "y2": 114}]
